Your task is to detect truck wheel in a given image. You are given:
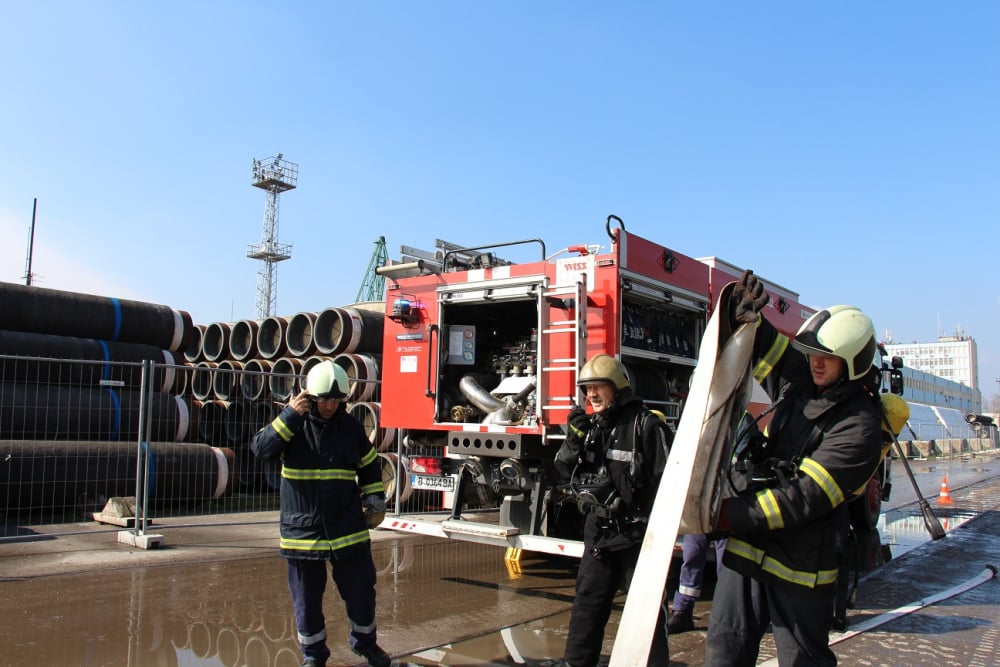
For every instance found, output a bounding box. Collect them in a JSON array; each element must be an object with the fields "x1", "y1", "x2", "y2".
[
  {"x1": 848, "y1": 478, "x2": 882, "y2": 531},
  {"x1": 379, "y1": 453, "x2": 413, "y2": 508}
]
